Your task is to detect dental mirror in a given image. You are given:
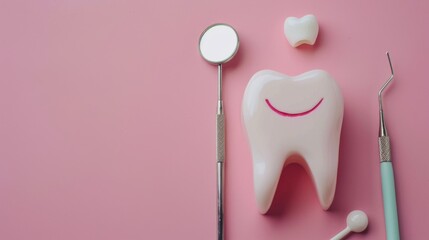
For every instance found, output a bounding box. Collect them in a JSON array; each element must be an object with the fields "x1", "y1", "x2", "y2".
[
  {"x1": 199, "y1": 23, "x2": 239, "y2": 240},
  {"x1": 199, "y1": 23, "x2": 239, "y2": 64}
]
